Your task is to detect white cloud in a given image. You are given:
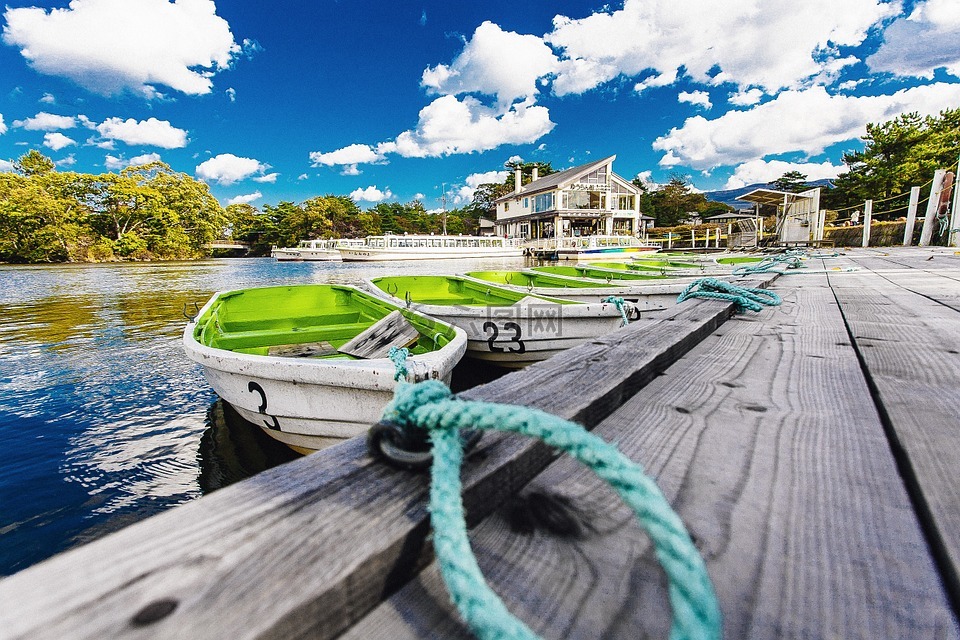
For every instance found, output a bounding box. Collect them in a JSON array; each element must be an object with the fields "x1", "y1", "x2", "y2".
[
  {"x1": 350, "y1": 185, "x2": 392, "y2": 202},
  {"x1": 455, "y1": 169, "x2": 509, "y2": 203},
  {"x1": 868, "y1": 0, "x2": 960, "y2": 78},
  {"x1": 226, "y1": 87, "x2": 236, "y2": 102},
  {"x1": 43, "y1": 132, "x2": 75, "y2": 150},
  {"x1": 729, "y1": 88, "x2": 764, "y2": 106},
  {"x1": 252, "y1": 172, "x2": 278, "y2": 183},
  {"x1": 653, "y1": 83, "x2": 960, "y2": 170},
  {"x1": 227, "y1": 191, "x2": 262, "y2": 205},
  {"x1": 2, "y1": 0, "x2": 243, "y2": 97},
  {"x1": 340, "y1": 165, "x2": 361, "y2": 176},
  {"x1": 376, "y1": 95, "x2": 554, "y2": 158},
  {"x1": 55, "y1": 154, "x2": 76, "y2": 167},
  {"x1": 104, "y1": 154, "x2": 125, "y2": 170},
  {"x1": 0, "y1": 159, "x2": 14, "y2": 171},
  {"x1": 297, "y1": 173, "x2": 309, "y2": 180},
  {"x1": 96, "y1": 117, "x2": 187, "y2": 148},
  {"x1": 421, "y1": 21, "x2": 558, "y2": 105},
  {"x1": 546, "y1": 0, "x2": 899, "y2": 94},
  {"x1": 309, "y1": 143, "x2": 385, "y2": 167},
  {"x1": 196, "y1": 153, "x2": 268, "y2": 185},
  {"x1": 14, "y1": 111, "x2": 78, "y2": 131},
  {"x1": 104, "y1": 153, "x2": 161, "y2": 169},
  {"x1": 678, "y1": 90, "x2": 712, "y2": 109},
  {"x1": 414, "y1": 192, "x2": 425, "y2": 200},
  {"x1": 40, "y1": 93, "x2": 55, "y2": 104},
  {"x1": 724, "y1": 159, "x2": 846, "y2": 189},
  {"x1": 0, "y1": 114, "x2": 6, "y2": 135}
]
